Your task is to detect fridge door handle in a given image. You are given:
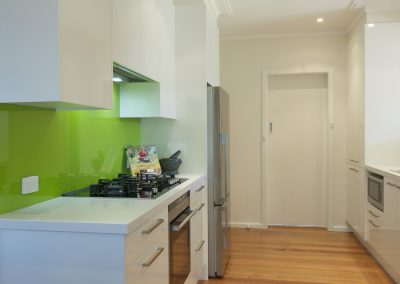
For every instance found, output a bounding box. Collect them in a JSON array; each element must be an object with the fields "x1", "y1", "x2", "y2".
[
  {"x1": 223, "y1": 135, "x2": 229, "y2": 197},
  {"x1": 214, "y1": 197, "x2": 226, "y2": 207}
]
